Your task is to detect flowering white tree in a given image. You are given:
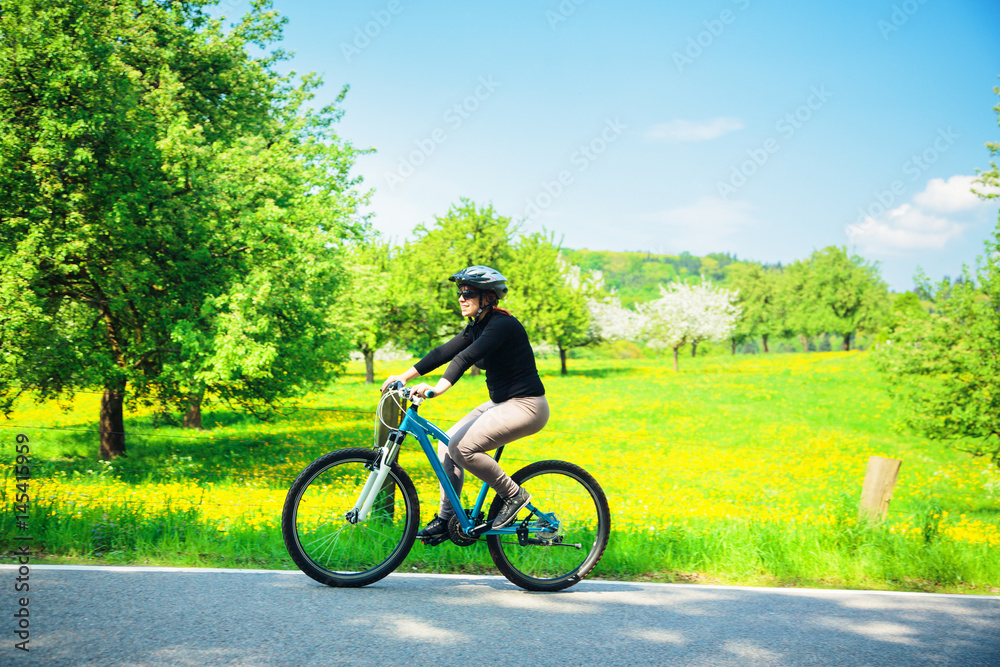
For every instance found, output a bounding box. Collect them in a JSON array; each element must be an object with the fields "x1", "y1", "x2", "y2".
[
  {"x1": 637, "y1": 281, "x2": 741, "y2": 371},
  {"x1": 587, "y1": 295, "x2": 644, "y2": 341}
]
